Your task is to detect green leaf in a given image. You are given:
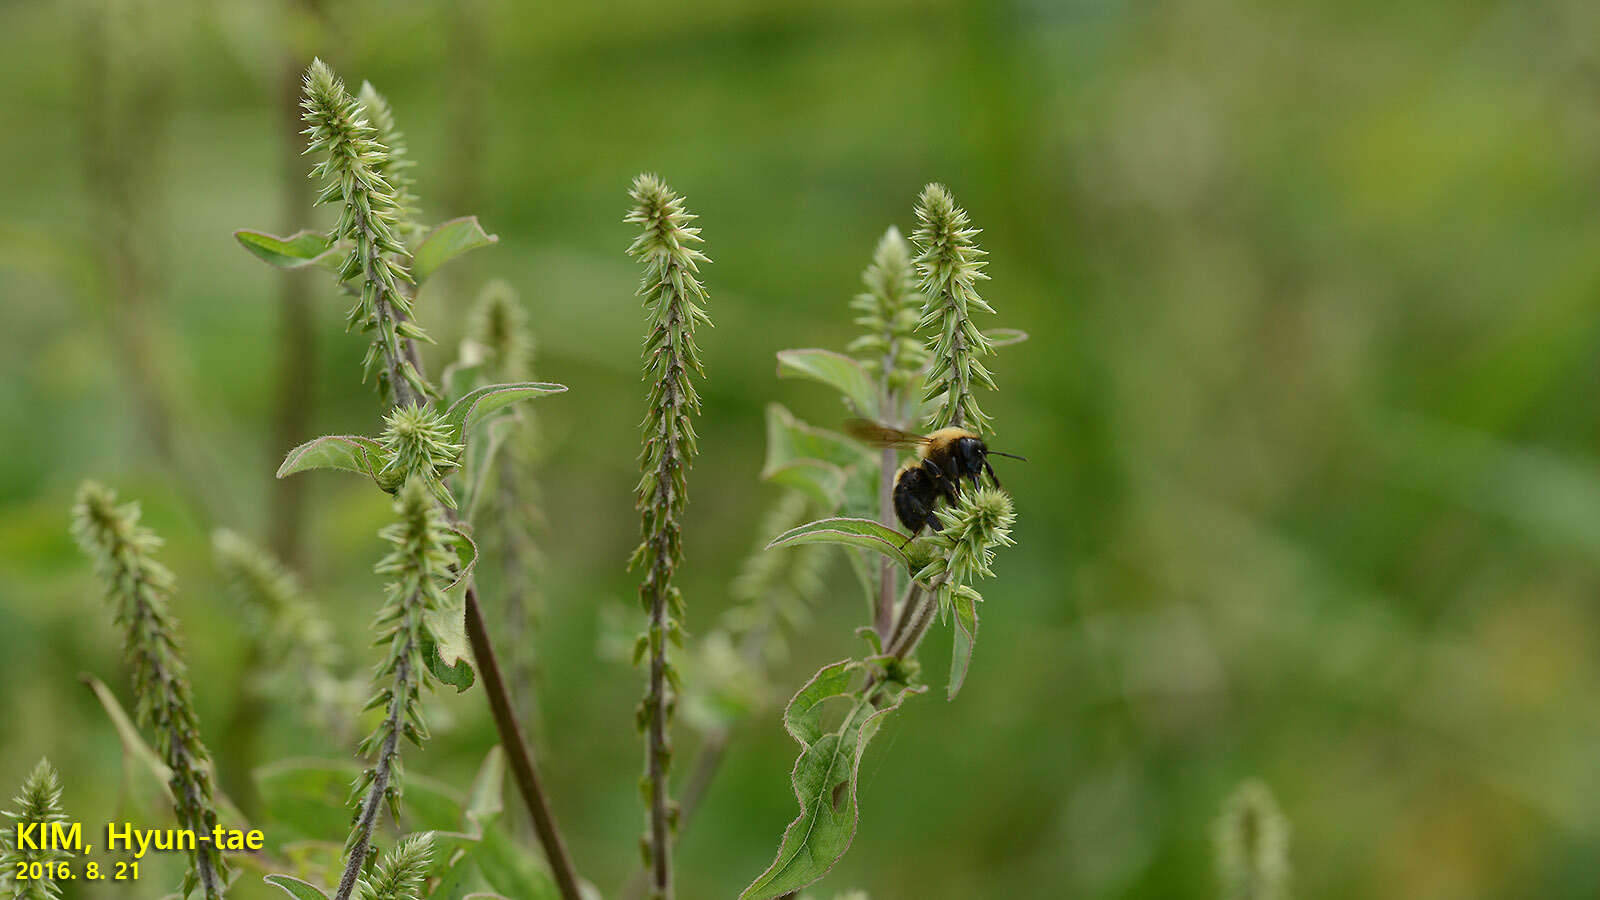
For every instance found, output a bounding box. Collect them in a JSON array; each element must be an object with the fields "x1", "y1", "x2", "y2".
[
  {"x1": 276, "y1": 434, "x2": 386, "y2": 482},
  {"x1": 762, "y1": 403, "x2": 874, "y2": 472},
  {"x1": 443, "y1": 382, "x2": 567, "y2": 441},
  {"x1": 81, "y1": 675, "x2": 172, "y2": 786},
  {"x1": 766, "y1": 517, "x2": 912, "y2": 568},
  {"x1": 234, "y1": 229, "x2": 340, "y2": 271},
  {"x1": 404, "y1": 774, "x2": 468, "y2": 831},
  {"x1": 413, "y1": 217, "x2": 498, "y2": 282},
  {"x1": 422, "y1": 525, "x2": 479, "y2": 691},
  {"x1": 982, "y1": 328, "x2": 1029, "y2": 348},
  {"x1": 263, "y1": 874, "x2": 332, "y2": 900},
  {"x1": 255, "y1": 759, "x2": 359, "y2": 841},
  {"x1": 463, "y1": 746, "x2": 505, "y2": 836},
  {"x1": 738, "y1": 661, "x2": 924, "y2": 900},
  {"x1": 776, "y1": 350, "x2": 878, "y2": 418},
  {"x1": 764, "y1": 460, "x2": 848, "y2": 509},
  {"x1": 476, "y1": 827, "x2": 559, "y2": 900},
  {"x1": 948, "y1": 588, "x2": 979, "y2": 700}
]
